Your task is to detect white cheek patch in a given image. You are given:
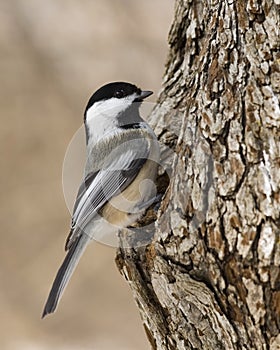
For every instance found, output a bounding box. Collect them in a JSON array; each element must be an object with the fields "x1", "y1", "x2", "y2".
[
  {"x1": 86, "y1": 94, "x2": 137, "y2": 121},
  {"x1": 85, "y1": 93, "x2": 138, "y2": 143}
]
